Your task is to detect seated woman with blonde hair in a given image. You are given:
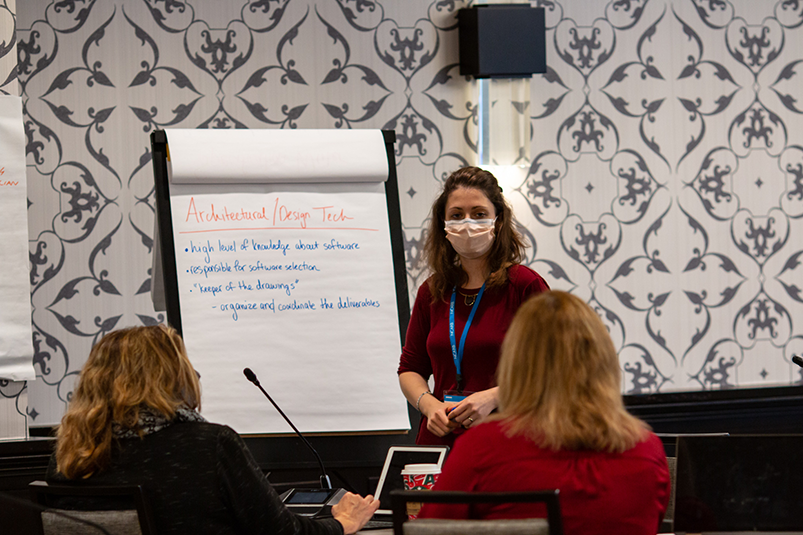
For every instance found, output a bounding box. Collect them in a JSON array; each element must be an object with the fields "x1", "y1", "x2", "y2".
[
  {"x1": 47, "y1": 325, "x2": 378, "y2": 534},
  {"x1": 419, "y1": 291, "x2": 670, "y2": 535}
]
